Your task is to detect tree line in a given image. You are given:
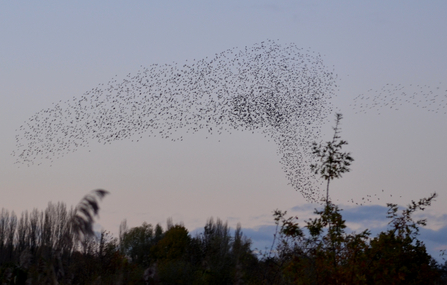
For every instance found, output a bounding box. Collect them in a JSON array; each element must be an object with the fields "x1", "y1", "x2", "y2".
[
  {"x1": 1, "y1": 192, "x2": 446, "y2": 284},
  {"x1": 0, "y1": 197, "x2": 261, "y2": 284}
]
